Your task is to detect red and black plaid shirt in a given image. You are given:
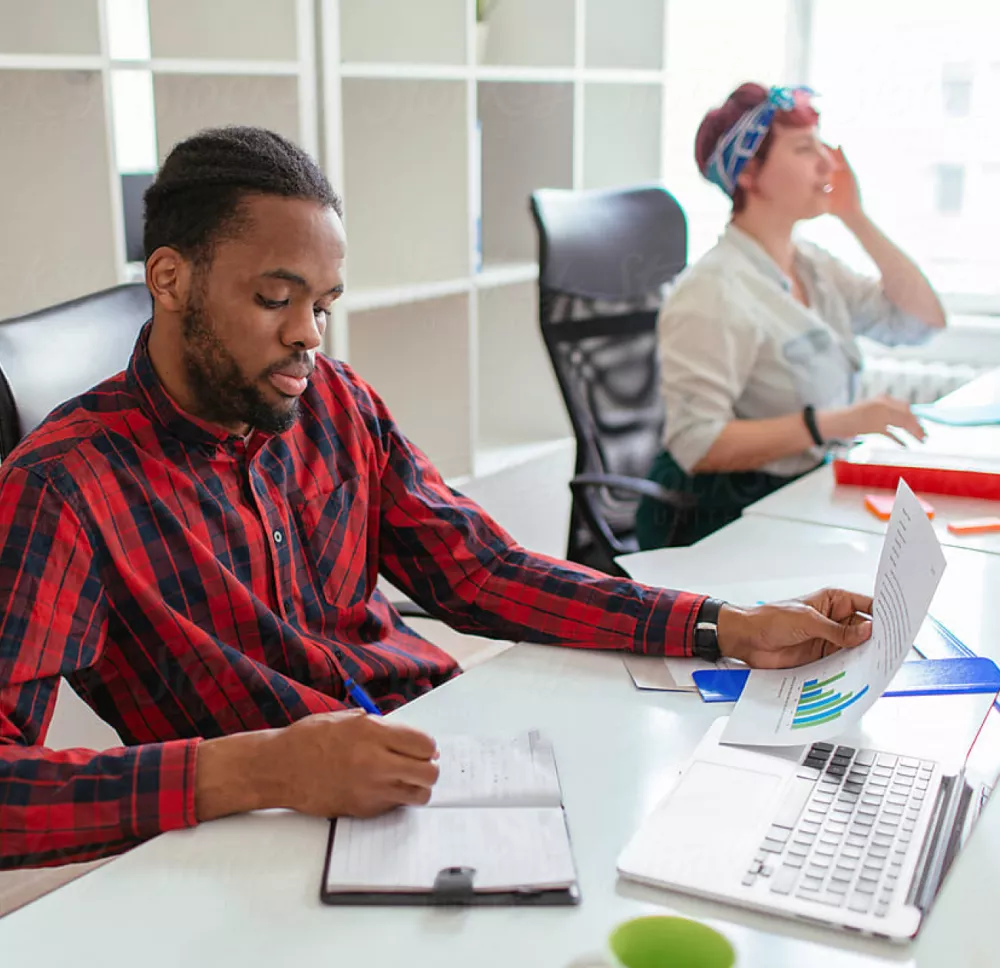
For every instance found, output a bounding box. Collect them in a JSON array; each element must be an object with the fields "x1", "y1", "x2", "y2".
[{"x1": 0, "y1": 325, "x2": 703, "y2": 868}]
